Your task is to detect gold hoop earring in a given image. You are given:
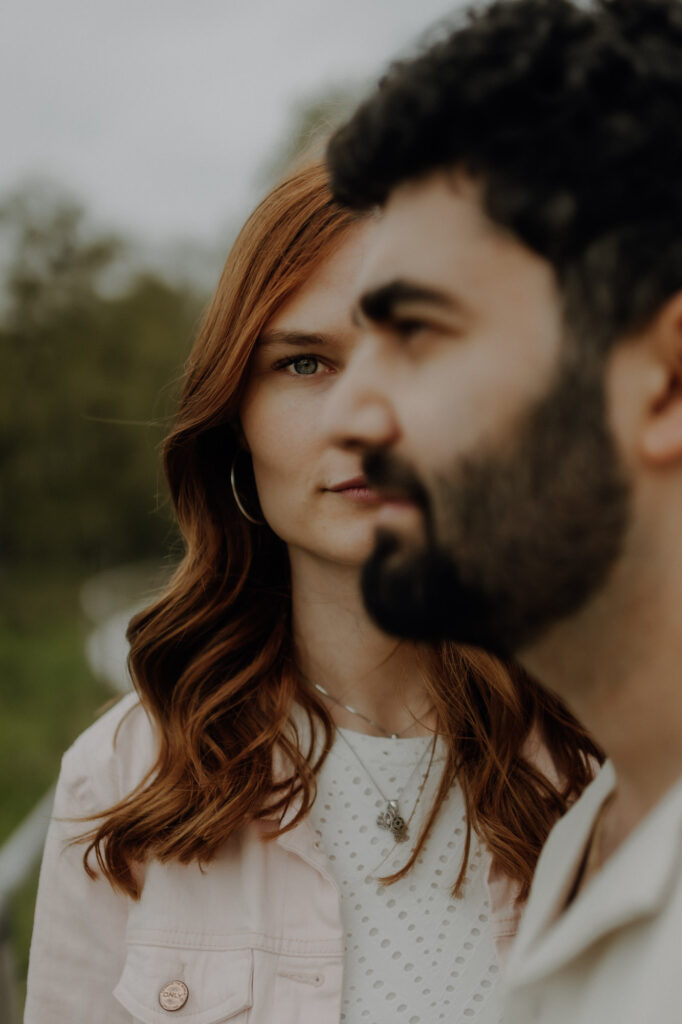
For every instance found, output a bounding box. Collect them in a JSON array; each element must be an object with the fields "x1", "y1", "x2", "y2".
[{"x1": 230, "y1": 455, "x2": 264, "y2": 526}]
